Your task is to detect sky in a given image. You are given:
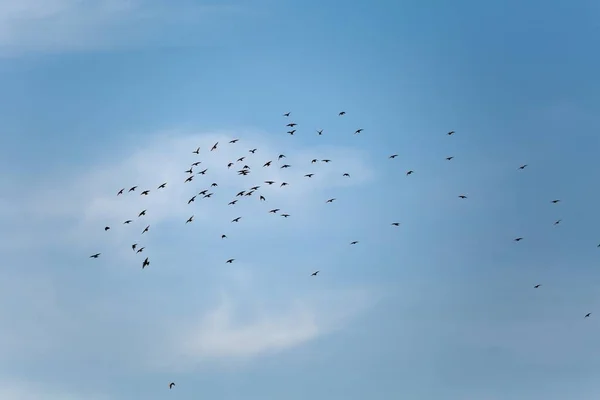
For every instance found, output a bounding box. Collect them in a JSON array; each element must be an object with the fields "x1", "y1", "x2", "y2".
[{"x1": 0, "y1": 0, "x2": 599, "y2": 399}]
